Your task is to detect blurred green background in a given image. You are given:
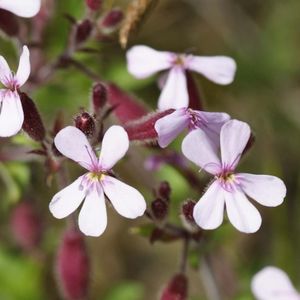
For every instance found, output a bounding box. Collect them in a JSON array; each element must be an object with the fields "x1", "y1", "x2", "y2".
[{"x1": 1, "y1": 0, "x2": 300, "y2": 299}]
